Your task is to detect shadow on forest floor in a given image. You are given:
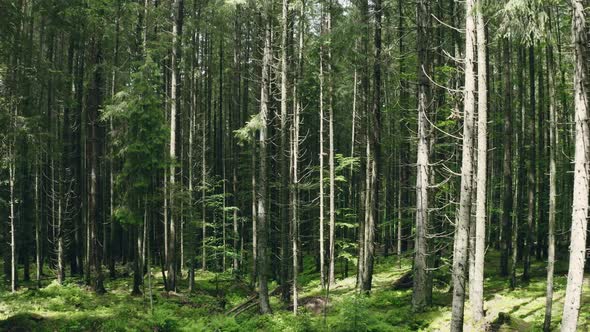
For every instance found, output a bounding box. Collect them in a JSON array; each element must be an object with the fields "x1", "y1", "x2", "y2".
[{"x1": 0, "y1": 252, "x2": 589, "y2": 331}]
